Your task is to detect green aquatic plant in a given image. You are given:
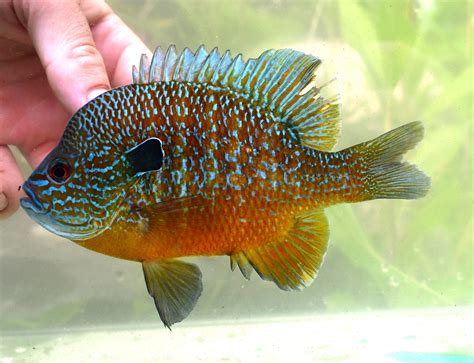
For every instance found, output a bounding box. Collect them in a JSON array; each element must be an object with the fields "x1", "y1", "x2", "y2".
[{"x1": 334, "y1": 0, "x2": 472, "y2": 308}]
